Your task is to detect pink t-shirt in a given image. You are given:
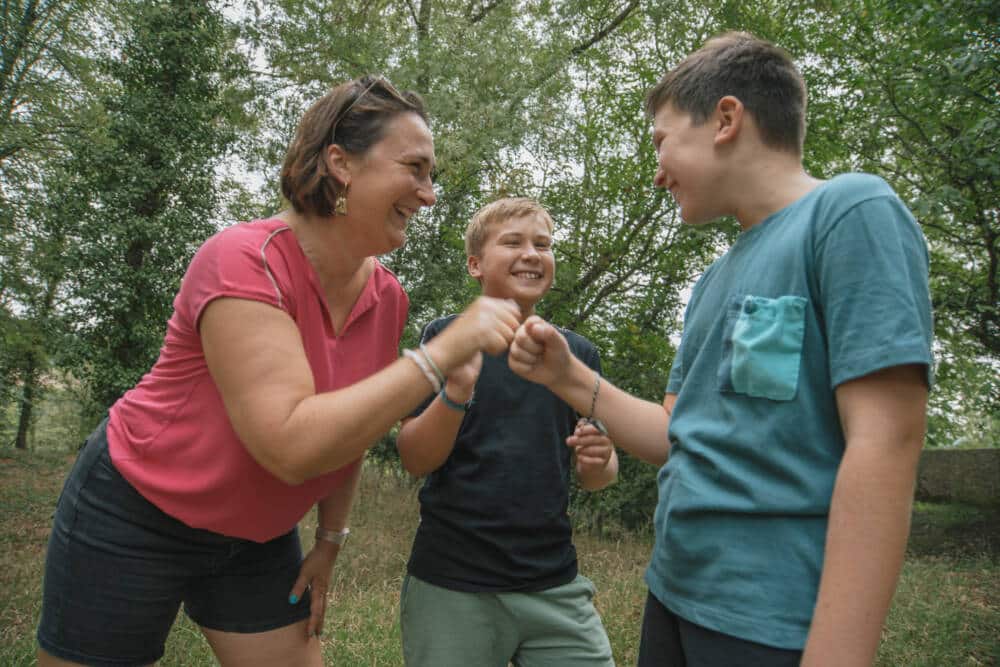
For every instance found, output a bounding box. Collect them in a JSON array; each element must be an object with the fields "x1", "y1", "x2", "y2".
[{"x1": 108, "y1": 218, "x2": 409, "y2": 542}]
